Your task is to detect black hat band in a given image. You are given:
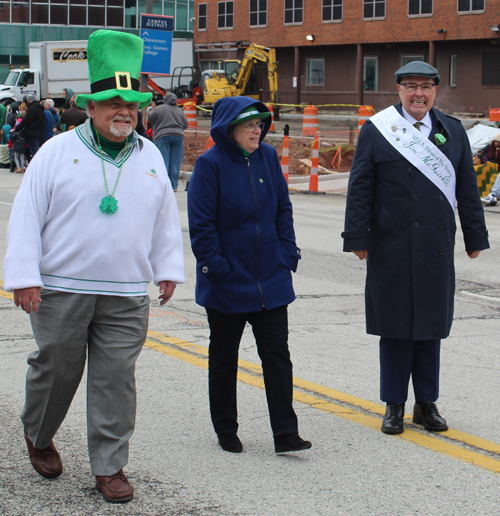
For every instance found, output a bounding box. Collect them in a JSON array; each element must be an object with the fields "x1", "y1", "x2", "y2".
[{"x1": 91, "y1": 72, "x2": 140, "y2": 94}]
